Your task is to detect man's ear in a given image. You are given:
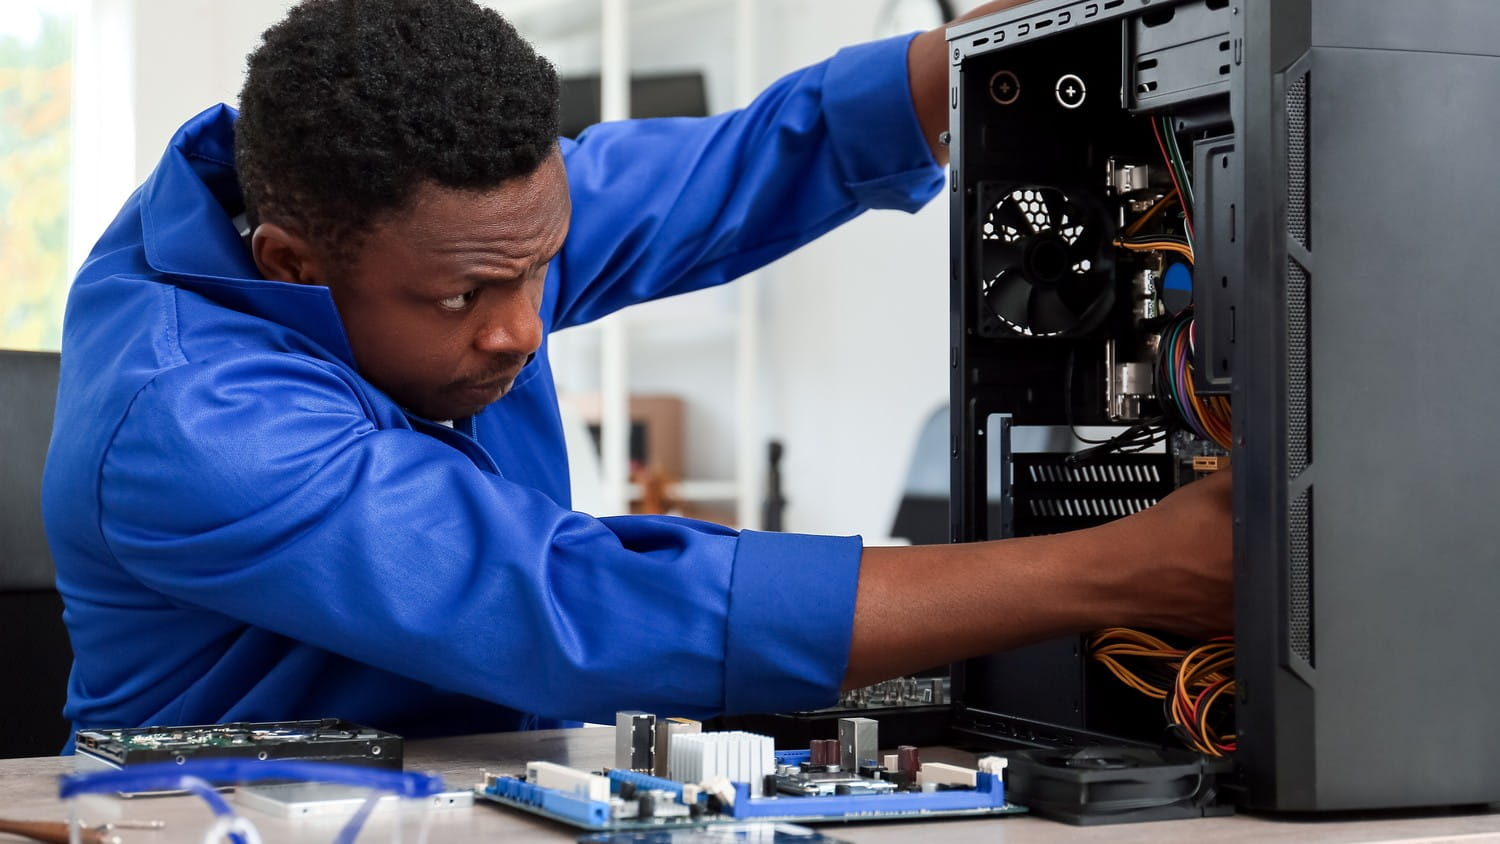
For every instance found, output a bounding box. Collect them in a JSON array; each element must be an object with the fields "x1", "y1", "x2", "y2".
[{"x1": 250, "y1": 222, "x2": 324, "y2": 286}]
